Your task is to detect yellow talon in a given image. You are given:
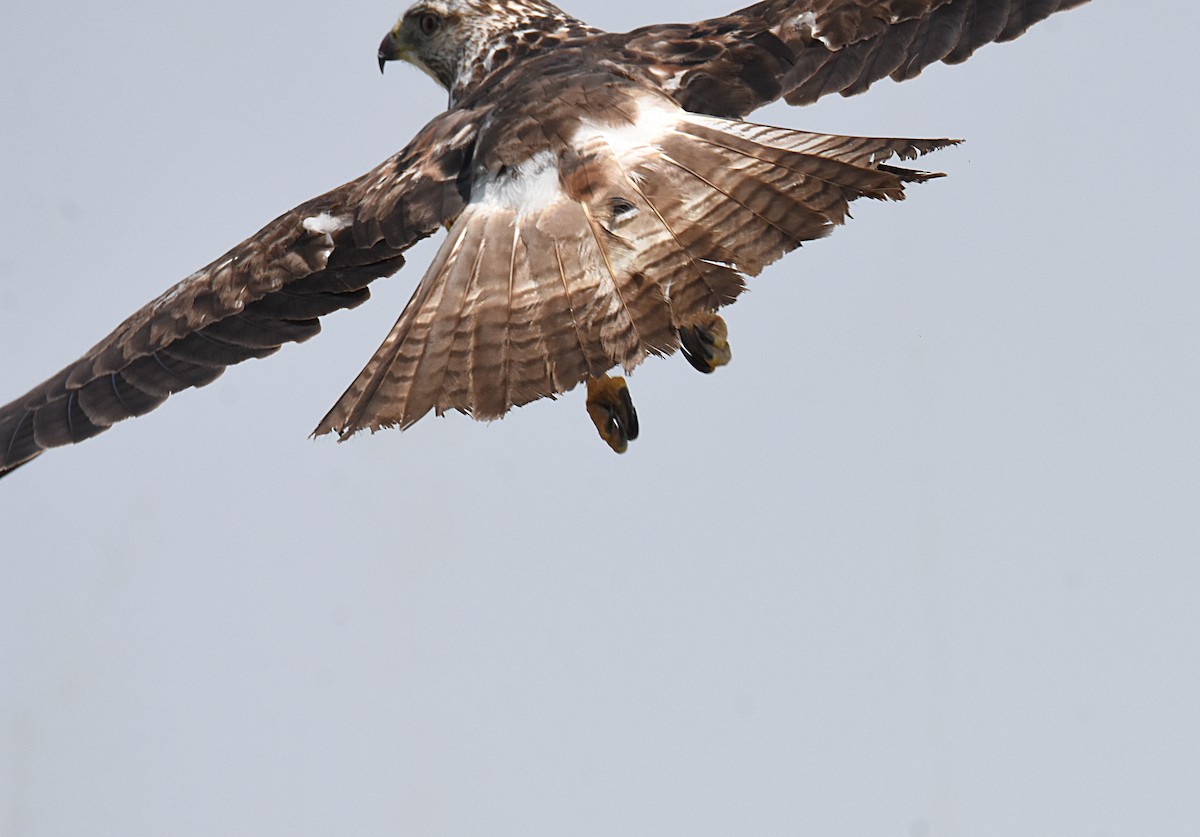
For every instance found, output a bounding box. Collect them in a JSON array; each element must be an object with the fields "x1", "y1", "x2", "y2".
[
  {"x1": 679, "y1": 313, "x2": 732, "y2": 374},
  {"x1": 586, "y1": 375, "x2": 639, "y2": 454}
]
